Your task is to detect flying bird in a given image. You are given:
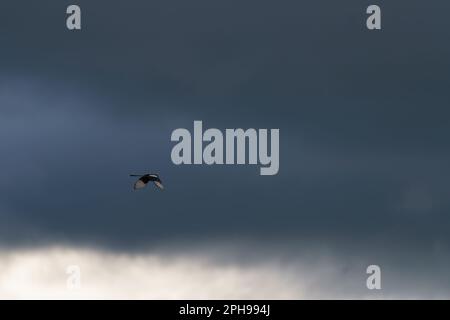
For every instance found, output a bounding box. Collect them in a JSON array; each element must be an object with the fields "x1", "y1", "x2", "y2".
[{"x1": 129, "y1": 174, "x2": 164, "y2": 190}]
